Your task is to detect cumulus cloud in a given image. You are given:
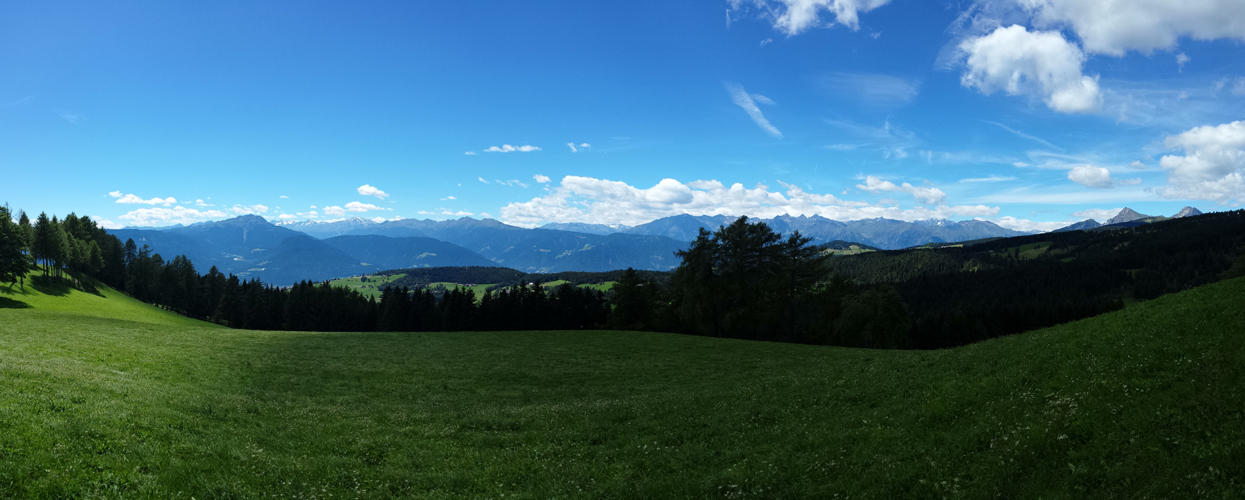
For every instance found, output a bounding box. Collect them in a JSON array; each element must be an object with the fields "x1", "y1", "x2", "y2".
[
  {"x1": 230, "y1": 204, "x2": 269, "y2": 215},
  {"x1": 855, "y1": 176, "x2": 947, "y2": 204},
  {"x1": 1157, "y1": 120, "x2": 1245, "y2": 204},
  {"x1": 729, "y1": 0, "x2": 893, "y2": 35},
  {"x1": 1067, "y1": 165, "x2": 1114, "y2": 188},
  {"x1": 114, "y1": 193, "x2": 178, "y2": 206},
  {"x1": 278, "y1": 213, "x2": 296, "y2": 220},
  {"x1": 118, "y1": 206, "x2": 228, "y2": 226},
  {"x1": 1071, "y1": 207, "x2": 1123, "y2": 220},
  {"x1": 499, "y1": 175, "x2": 994, "y2": 227},
  {"x1": 1019, "y1": 0, "x2": 1245, "y2": 56},
  {"x1": 344, "y1": 201, "x2": 386, "y2": 212},
  {"x1": 534, "y1": 174, "x2": 552, "y2": 184},
  {"x1": 357, "y1": 184, "x2": 389, "y2": 200},
  {"x1": 725, "y1": 82, "x2": 782, "y2": 137},
  {"x1": 323, "y1": 206, "x2": 346, "y2": 216},
  {"x1": 958, "y1": 25, "x2": 1100, "y2": 113},
  {"x1": 484, "y1": 144, "x2": 541, "y2": 153},
  {"x1": 980, "y1": 216, "x2": 1071, "y2": 233}
]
